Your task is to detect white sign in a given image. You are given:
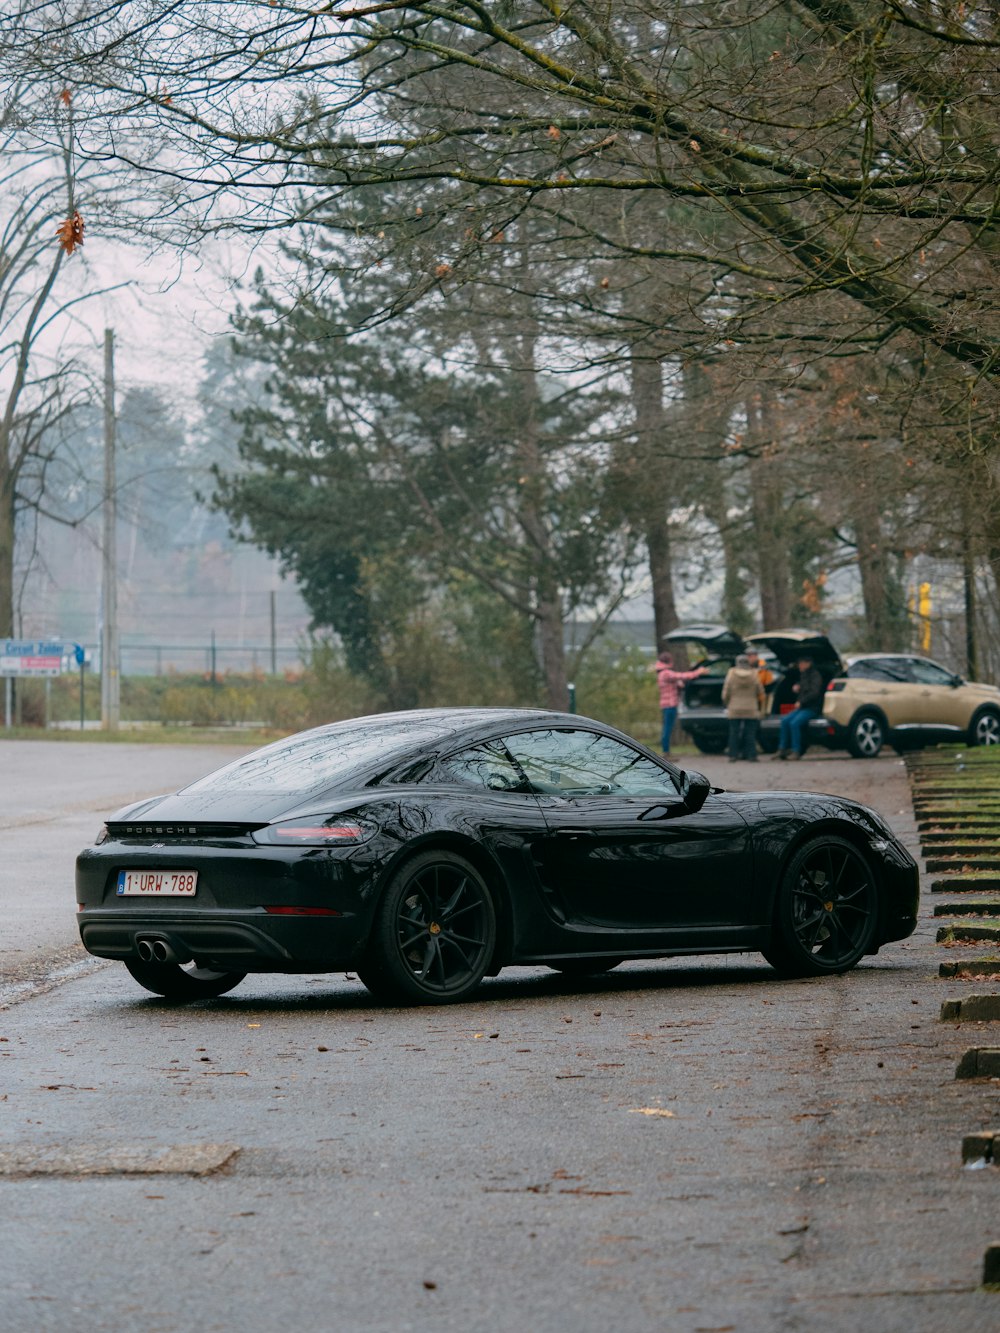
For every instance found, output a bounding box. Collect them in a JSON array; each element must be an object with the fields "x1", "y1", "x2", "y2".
[{"x1": 0, "y1": 639, "x2": 79, "y2": 677}]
